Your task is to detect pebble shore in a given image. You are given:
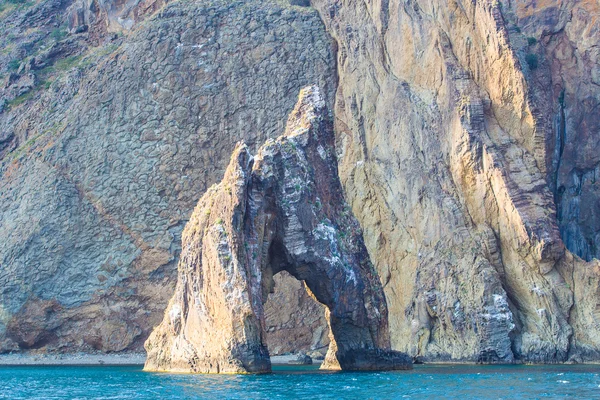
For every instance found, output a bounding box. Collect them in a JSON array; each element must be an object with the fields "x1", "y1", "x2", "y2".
[
  {"x1": 0, "y1": 353, "x2": 322, "y2": 366},
  {"x1": 0, "y1": 353, "x2": 146, "y2": 366}
]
